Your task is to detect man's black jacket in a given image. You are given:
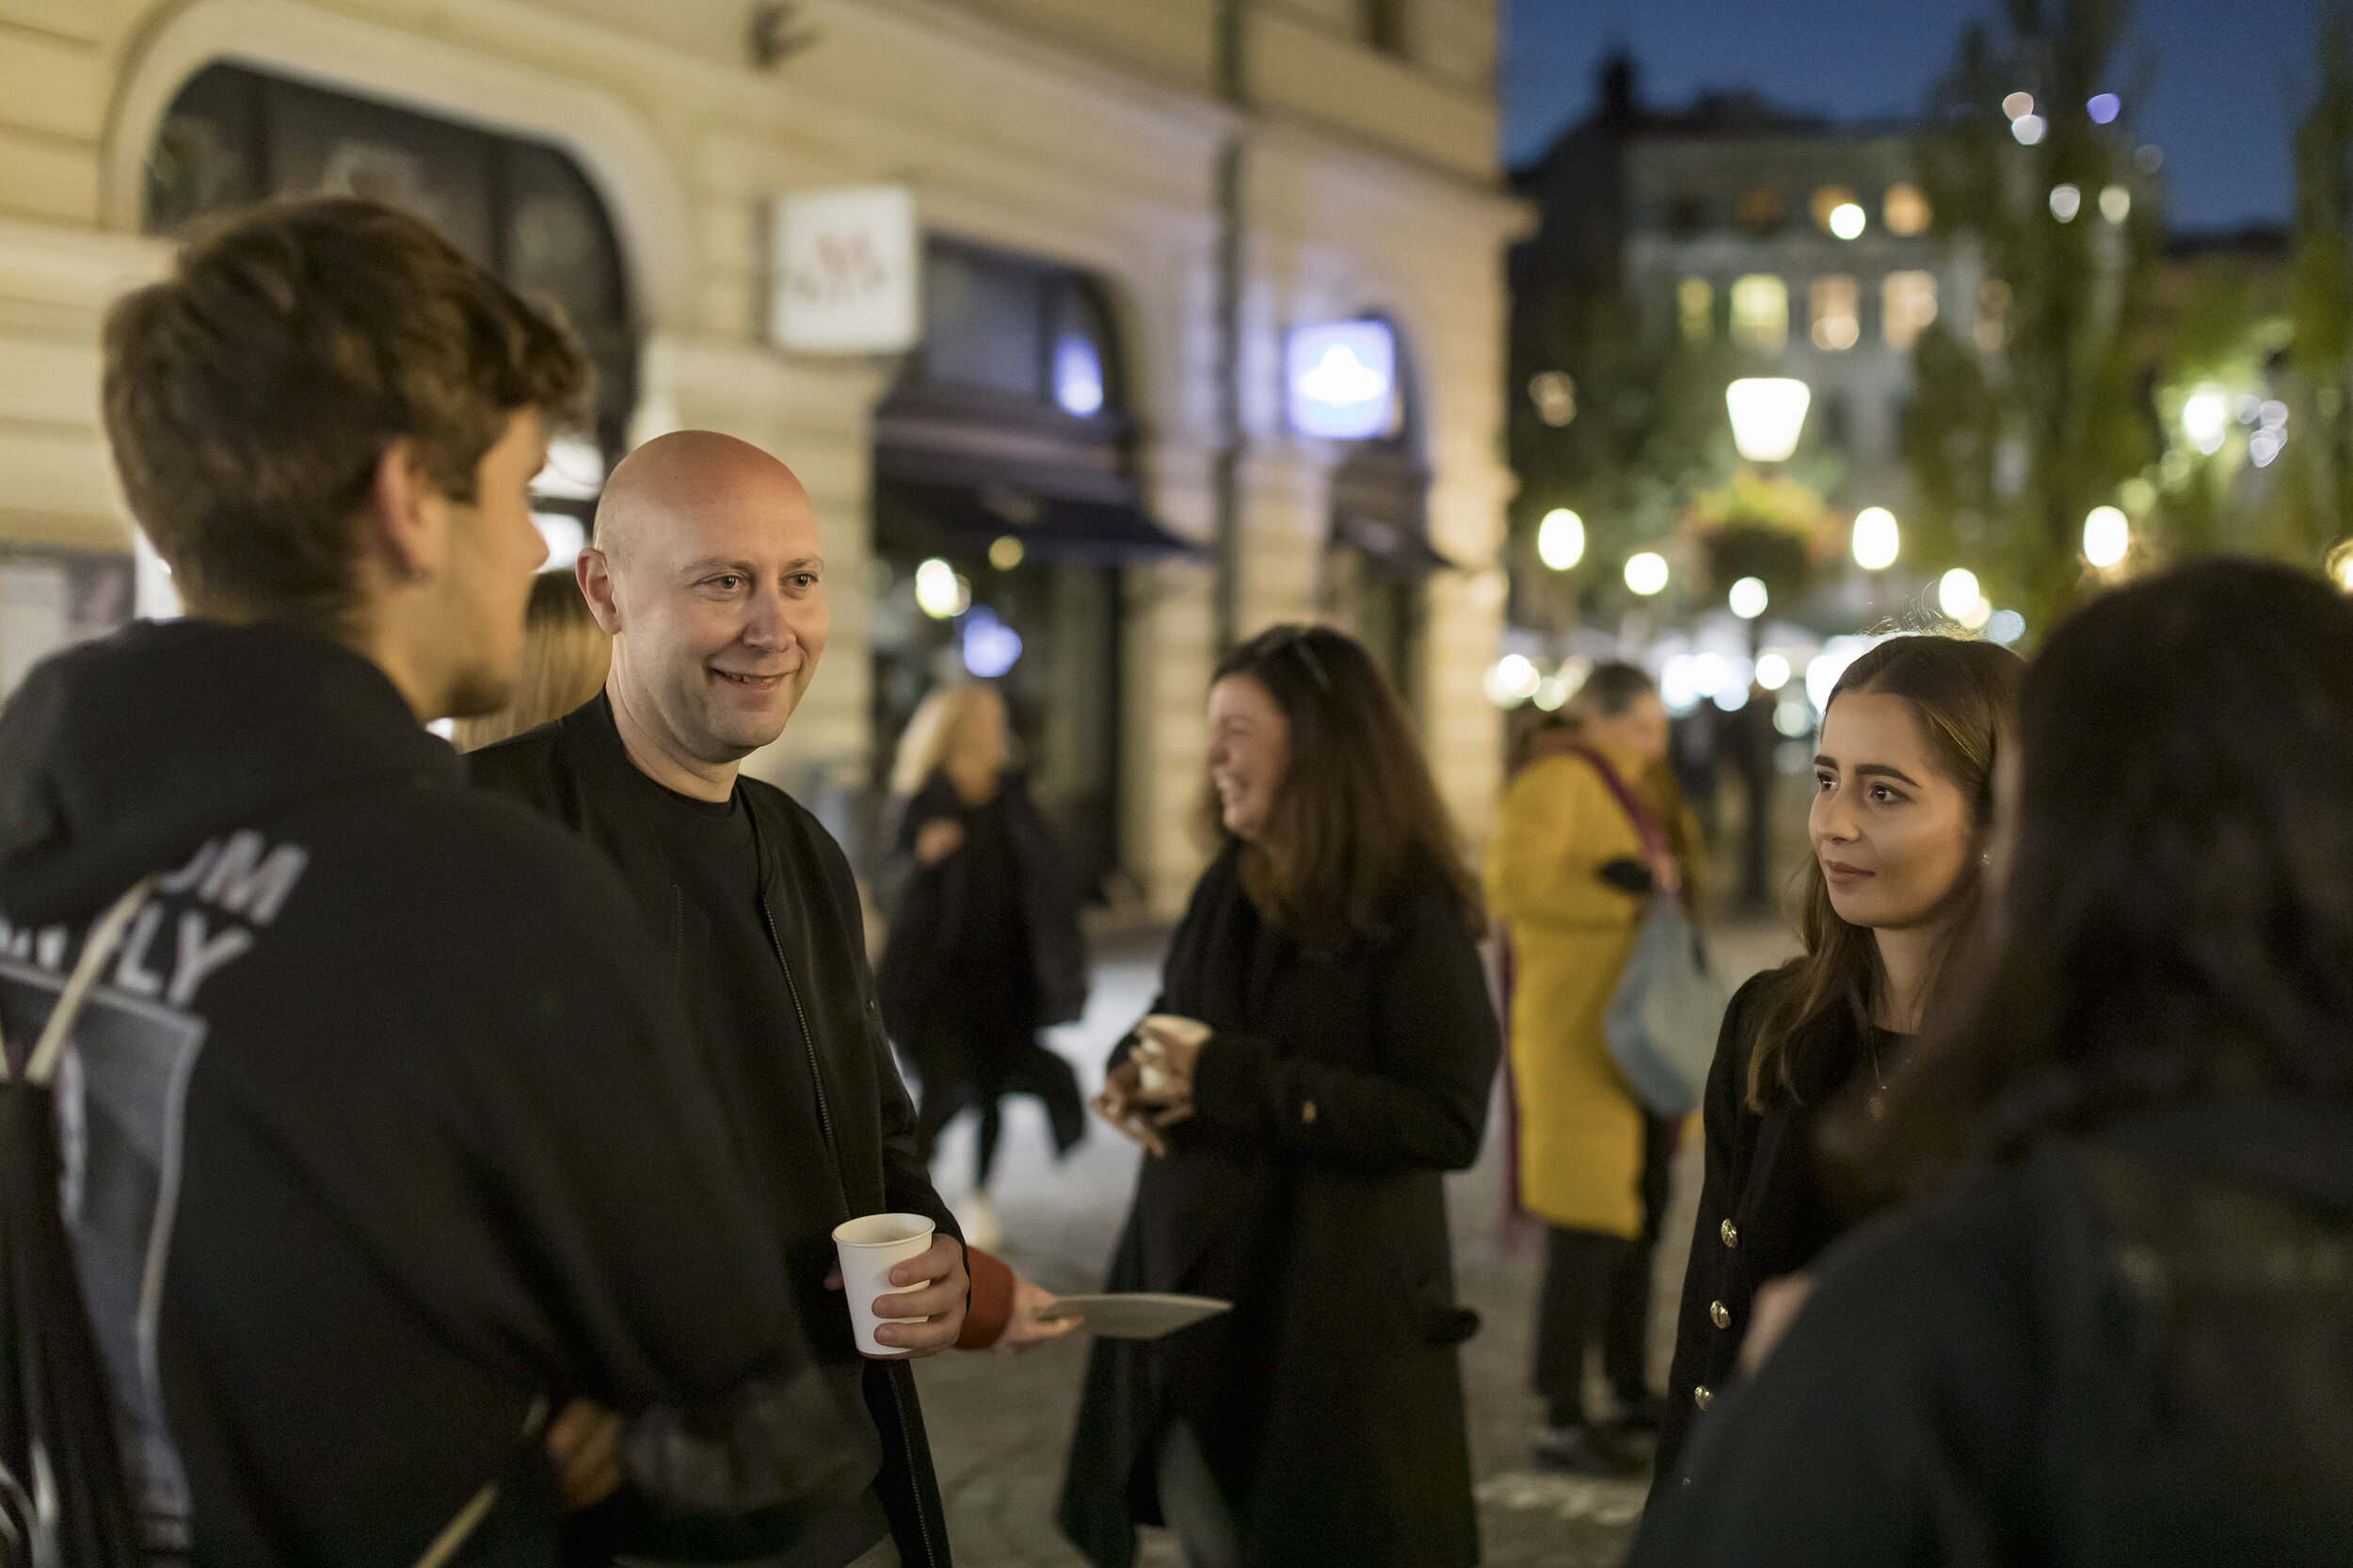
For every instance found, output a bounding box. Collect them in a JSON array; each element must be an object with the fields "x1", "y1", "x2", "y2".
[
  {"x1": 469, "y1": 695, "x2": 958, "y2": 1568},
  {"x1": 0, "y1": 621, "x2": 841, "y2": 1567}
]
